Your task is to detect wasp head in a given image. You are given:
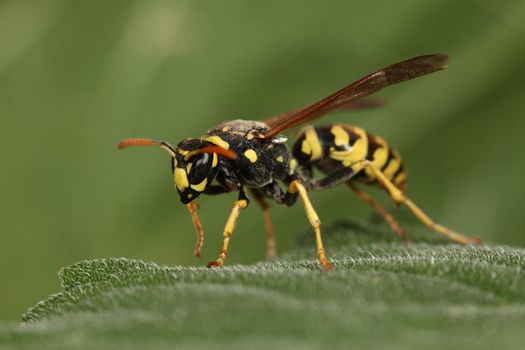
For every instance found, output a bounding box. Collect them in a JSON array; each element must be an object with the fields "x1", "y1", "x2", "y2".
[
  {"x1": 117, "y1": 137, "x2": 237, "y2": 205},
  {"x1": 173, "y1": 139, "x2": 223, "y2": 204}
]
